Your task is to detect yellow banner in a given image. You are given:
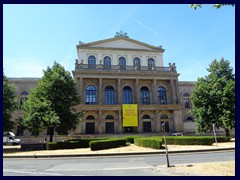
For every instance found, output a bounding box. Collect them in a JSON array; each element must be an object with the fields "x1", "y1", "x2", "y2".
[{"x1": 122, "y1": 104, "x2": 138, "y2": 127}]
